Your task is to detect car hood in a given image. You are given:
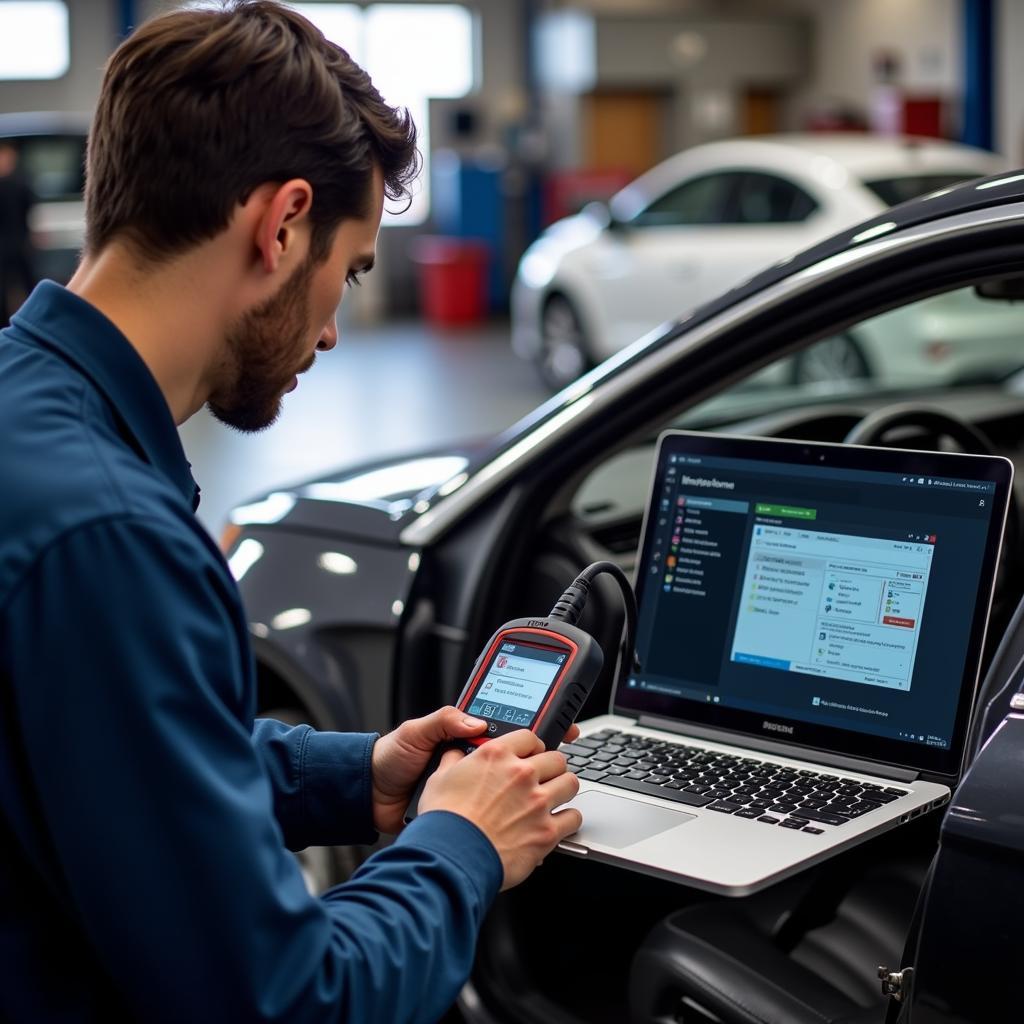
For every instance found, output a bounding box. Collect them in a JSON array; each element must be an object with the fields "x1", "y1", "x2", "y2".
[
  {"x1": 229, "y1": 442, "x2": 495, "y2": 543},
  {"x1": 517, "y1": 207, "x2": 607, "y2": 285}
]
